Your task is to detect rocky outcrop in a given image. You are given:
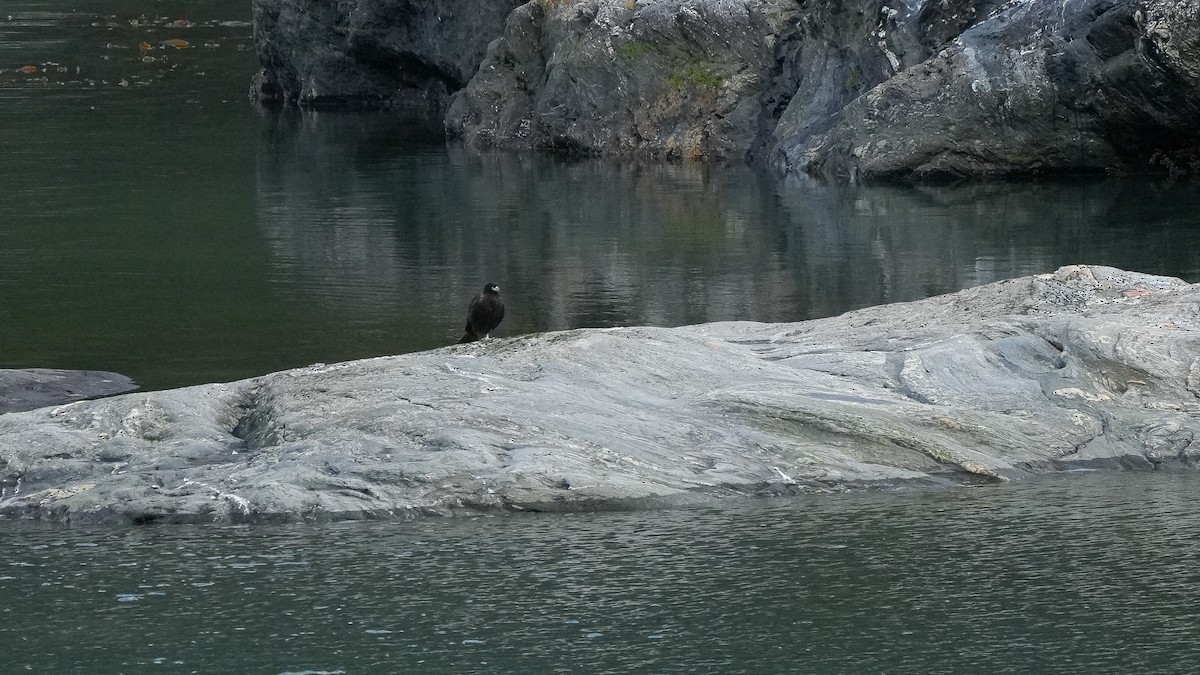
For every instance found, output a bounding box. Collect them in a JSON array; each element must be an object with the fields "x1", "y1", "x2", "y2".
[
  {"x1": 446, "y1": 0, "x2": 794, "y2": 158},
  {"x1": 778, "y1": 0, "x2": 1200, "y2": 181},
  {"x1": 3, "y1": 266, "x2": 1199, "y2": 525},
  {"x1": 0, "y1": 369, "x2": 136, "y2": 415},
  {"x1": 250, "y1": 0, "x2": 524, "y2": 107},
  {"x1": 252, "y1": 0, "x2": 1200, "y2": 180}
]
